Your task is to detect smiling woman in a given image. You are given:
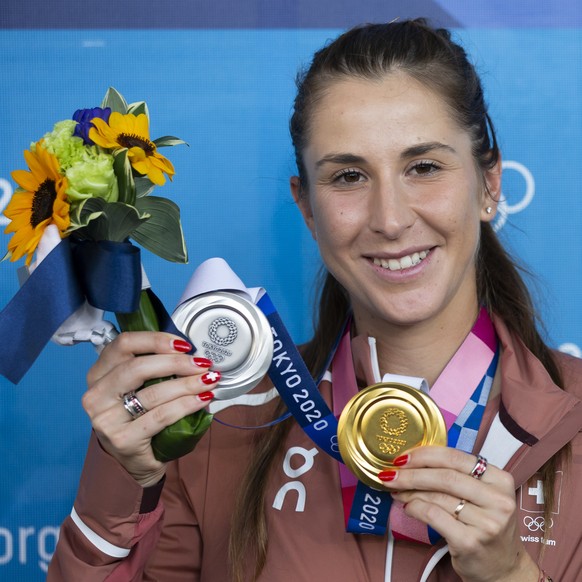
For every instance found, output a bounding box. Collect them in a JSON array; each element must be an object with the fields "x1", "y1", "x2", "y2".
[{"x1": 47, "y1": 18, "x2": 581, "y2": 582}]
